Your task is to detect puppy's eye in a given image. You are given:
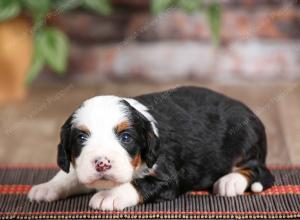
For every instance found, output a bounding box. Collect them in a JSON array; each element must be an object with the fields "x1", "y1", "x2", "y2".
[
  {"x1": 77, "y1": 133, "x2": 88, "y2": 143},
  {"x1": 120, "y1": 132, "x2": 132, "y2": 144}
]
